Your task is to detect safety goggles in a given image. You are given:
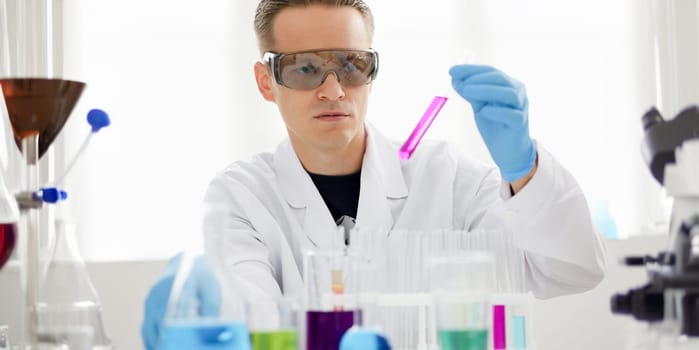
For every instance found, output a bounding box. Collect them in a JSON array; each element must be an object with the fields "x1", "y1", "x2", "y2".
[{"x1": 263, "y1": 48, "x2": 379, "y2": 90}]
